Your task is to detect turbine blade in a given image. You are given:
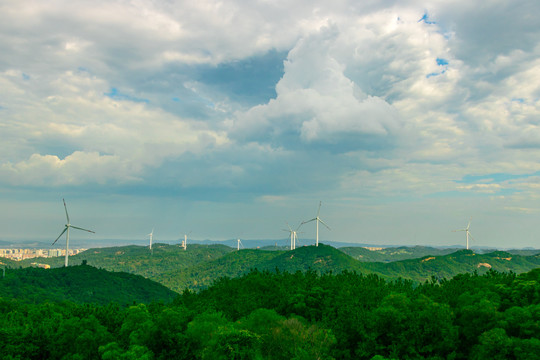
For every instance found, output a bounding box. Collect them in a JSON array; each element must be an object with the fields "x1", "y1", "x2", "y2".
[
  {"x1": 317, "y1": 201, "x2": 322, "y2": 217},
  {"x1": 301, "y1": 218, "x2": 316, "y2": 225},
  {"x1": 319, "y1": 218, "x2": 331, "y2": 230},
  {"x1": 52, "y1": 227, "x2": 67, "y2": 245},
  {"x1": 285, "y1": 221, "x2": 293, "y2": 231},
  {"x1": 70, "y1": 225, "x2": 95, "y2": 233},
  {"x1": 63, "y1": 199, "x2": 70, "y2": 224},
  {"x1": 467, "y1": 217, "x2": 472, "y2": 230}
]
